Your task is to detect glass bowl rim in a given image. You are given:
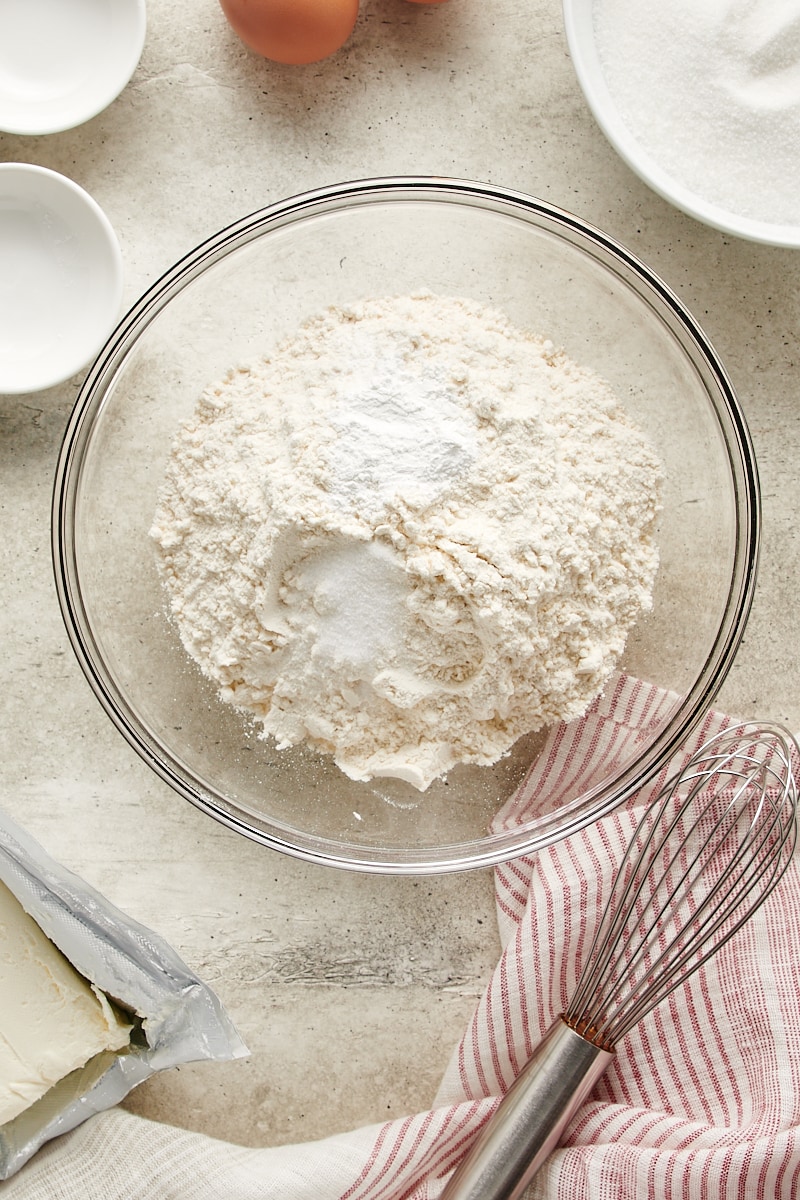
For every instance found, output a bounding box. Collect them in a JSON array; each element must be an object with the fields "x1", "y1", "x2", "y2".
[{"x1": 51, "y1": 175, "x2": 761, "y2": 874}]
